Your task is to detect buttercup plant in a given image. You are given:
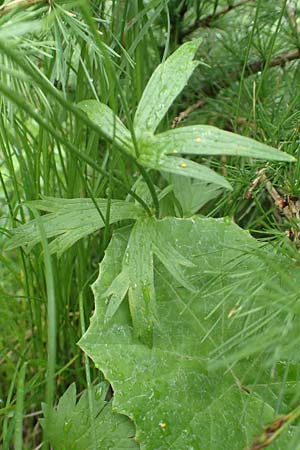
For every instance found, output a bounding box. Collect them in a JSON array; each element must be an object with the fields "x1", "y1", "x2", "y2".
[{"x1": 5, "y1": 38, "x2": 297, "y2": 450}]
